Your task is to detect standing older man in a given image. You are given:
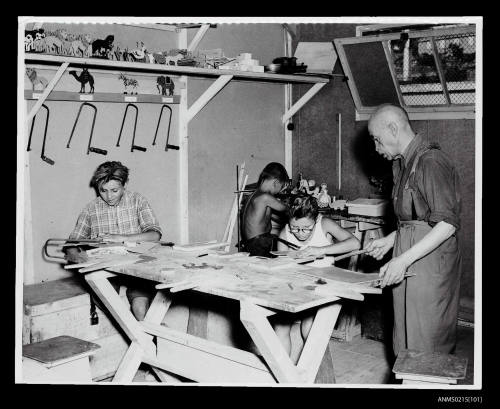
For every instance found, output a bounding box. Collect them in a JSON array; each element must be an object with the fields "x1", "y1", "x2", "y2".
[{"x1": 365, "y1": 104, "x2": 462, "y2": 356}]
